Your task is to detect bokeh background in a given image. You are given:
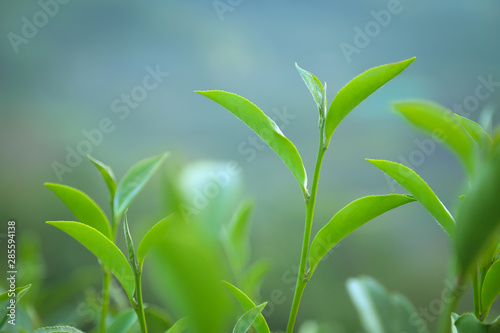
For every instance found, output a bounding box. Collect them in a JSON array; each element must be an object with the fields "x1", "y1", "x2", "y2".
[{"x1": 1, "y1": 0, "x2": 499, "y2": 331}]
